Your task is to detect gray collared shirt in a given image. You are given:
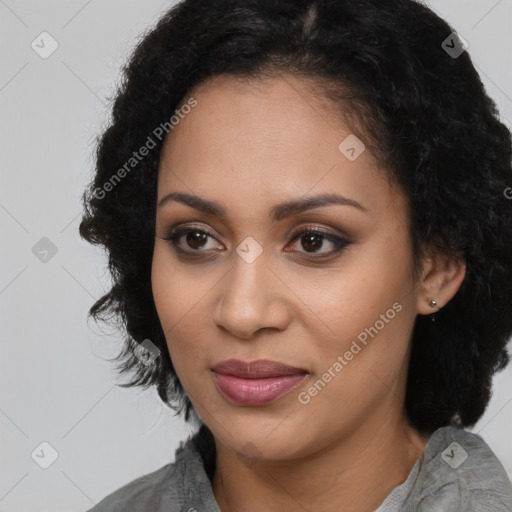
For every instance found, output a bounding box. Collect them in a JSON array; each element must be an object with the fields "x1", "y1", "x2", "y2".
[{"x1": 87, "y1": 425, "x2": 512, "y2": 511}]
